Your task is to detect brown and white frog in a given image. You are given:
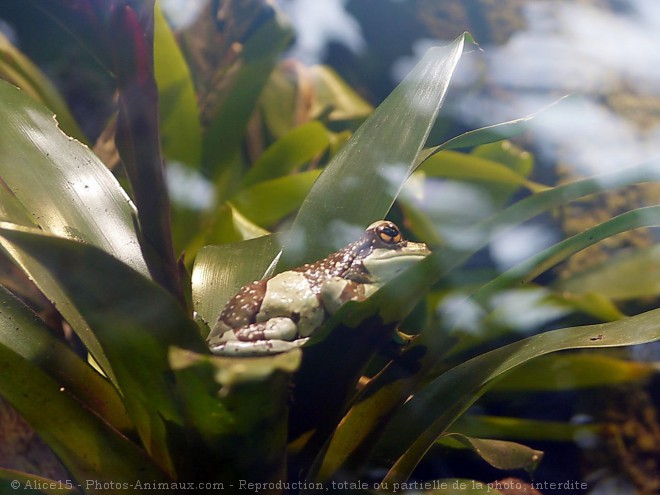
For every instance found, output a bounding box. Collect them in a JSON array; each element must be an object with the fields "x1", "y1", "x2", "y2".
[{"x1": 207, "y1": 220, "x2": 430, "y2": 355}]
